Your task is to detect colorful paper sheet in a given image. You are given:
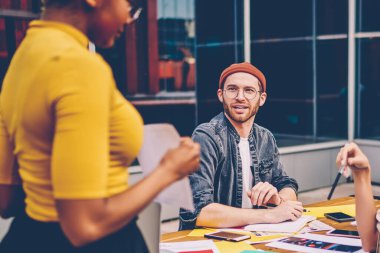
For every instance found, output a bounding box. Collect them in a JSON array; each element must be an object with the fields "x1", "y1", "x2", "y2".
[
  {"x1": 188, "y1": 228, "x2": 252, "y2": 237},
  {"x1": 214, "y1": 241, "x2": 255, "y2": 253},
  {"x1": 303, "y1": 204, "x2": 355, "y2": 218},
  {"x1": 247, "y1": 234, "x2": 288, "y2": 244},
  {"x1": 187, "y1": 229, "x2": 218, "y2": 237}
]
